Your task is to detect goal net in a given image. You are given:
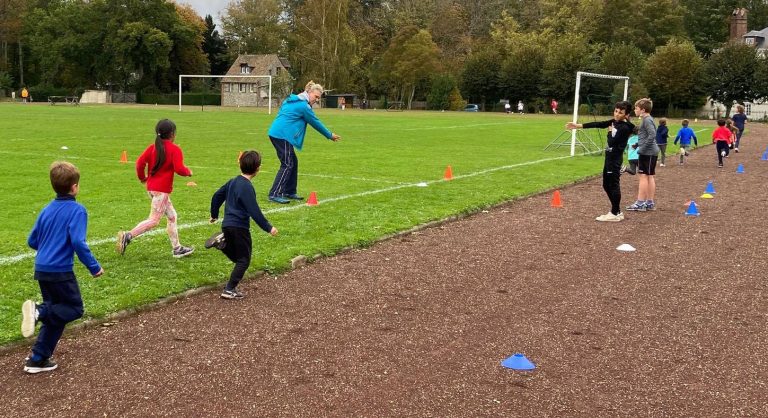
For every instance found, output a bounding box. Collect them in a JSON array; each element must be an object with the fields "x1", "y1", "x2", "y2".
[
  {"x1": 178, "y1": 75, "x2": 273, "y2": 114},
  {"x1": 545, "y1": 71, "x2": 629, "y2": 156}
]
